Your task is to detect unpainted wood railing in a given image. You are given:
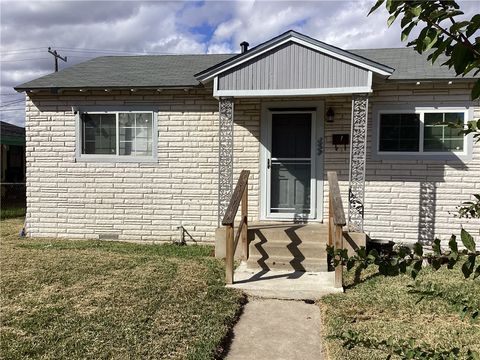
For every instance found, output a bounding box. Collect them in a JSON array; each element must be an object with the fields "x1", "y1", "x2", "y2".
[
  {"x1": 222, "y1": 170, "x2": 250, "y2": 284},
  {"x1": 327, "y1": 171, "x2": 346, "y2": 288}
]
